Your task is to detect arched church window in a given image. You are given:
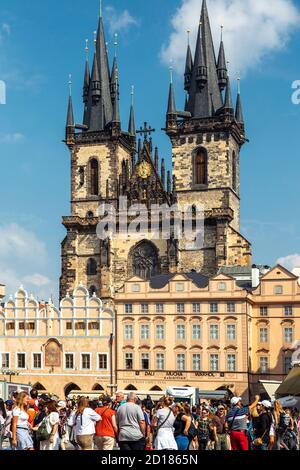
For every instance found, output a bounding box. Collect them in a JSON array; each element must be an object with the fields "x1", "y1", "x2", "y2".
[
  {"x1": 90, "y1": 159, "x2": 99, "y2": 196},
  {"x1": 232, "y1": 151, "x2": 237, "y2": 192},
  {"x1": 87, "y1": 258, "x2": 97, "y2": 276},
  {"x1": 130, "y1": 241, "x2": 159, "y2": 280},
  {"x1": 79, "y1": 167, "x2": 85, "y2": 186},
  {"x1": 194, "y1": 148, "x2": 207, "y2": 185}
]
